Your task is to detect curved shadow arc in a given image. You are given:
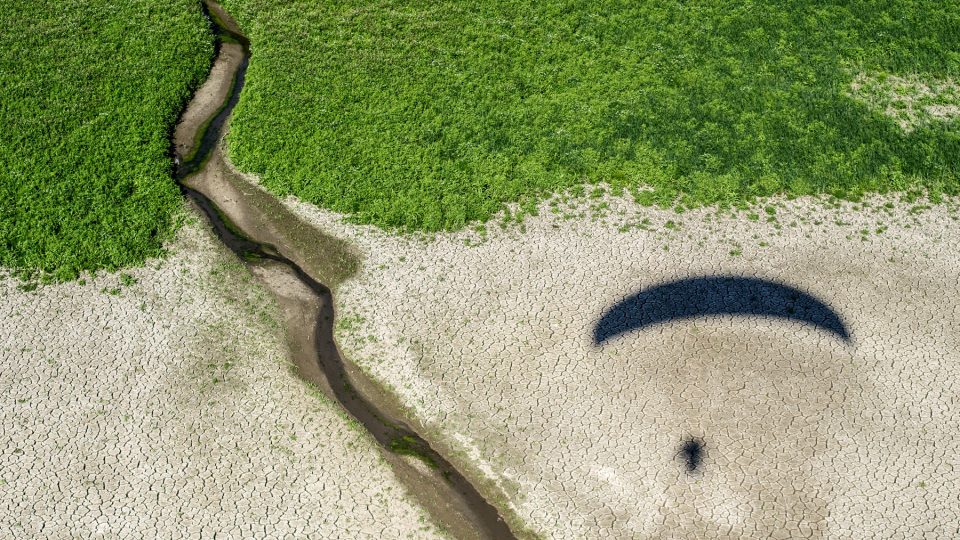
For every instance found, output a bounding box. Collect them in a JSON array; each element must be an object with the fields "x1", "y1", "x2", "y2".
[{"x1": 593, "y1": 276, "x2": 851, "y2": 344}]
